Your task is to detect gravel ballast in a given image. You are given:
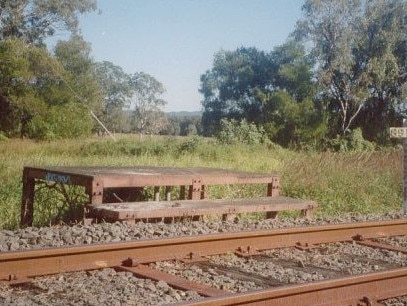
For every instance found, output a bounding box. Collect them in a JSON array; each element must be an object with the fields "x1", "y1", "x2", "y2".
[
  {"x1": 1, "y1": 213, "x2": 406, "y2": 305},
  {"x1": 0, "y1": 213, "x2": 405, "y2": 252}
]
